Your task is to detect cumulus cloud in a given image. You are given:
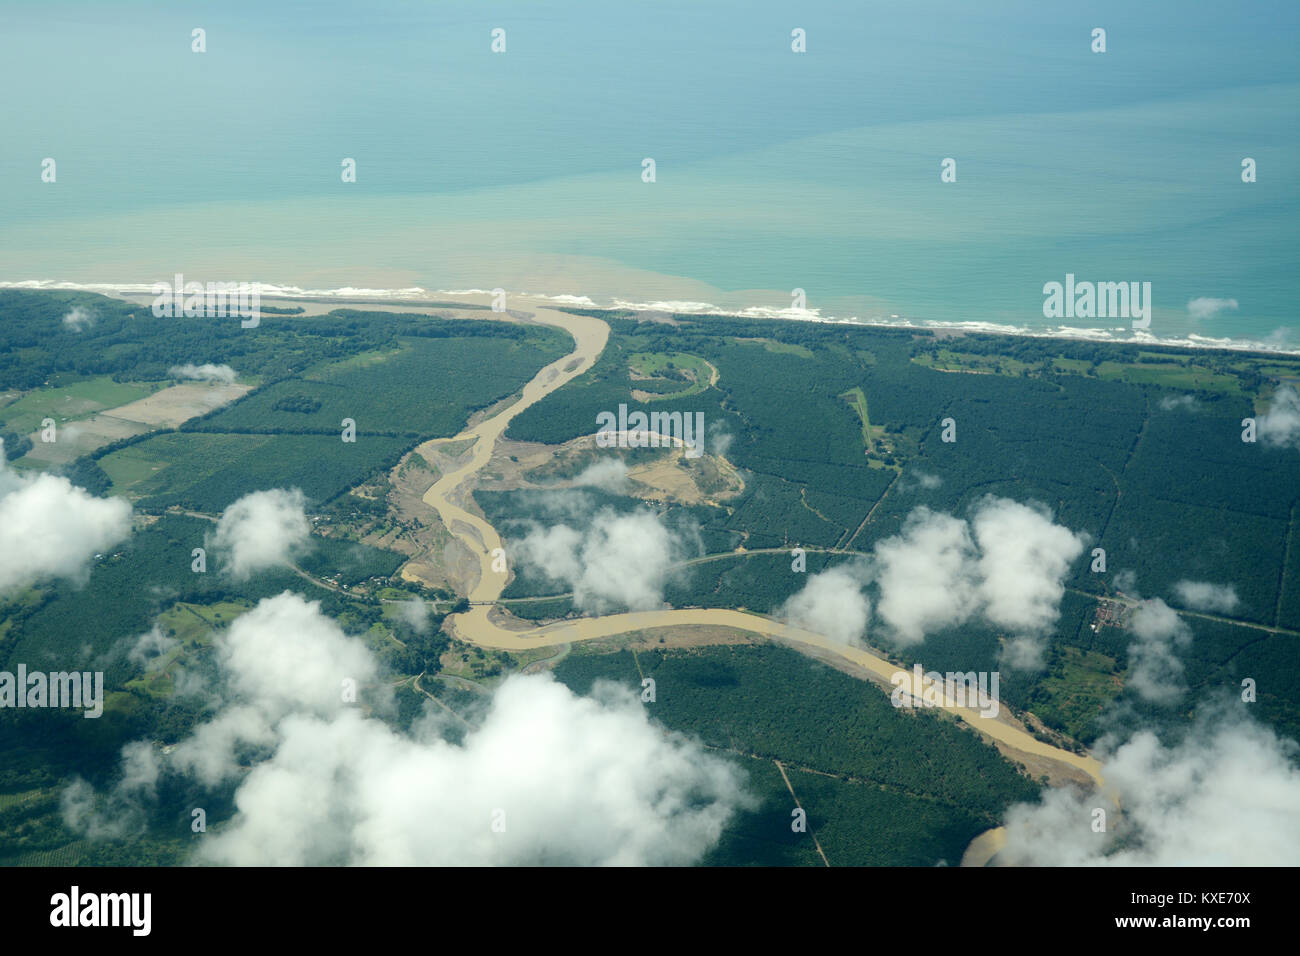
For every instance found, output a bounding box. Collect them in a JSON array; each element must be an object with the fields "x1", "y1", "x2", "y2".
[
  {"x1": 913, "y1": 470, "x2": 942, "y2": 490},
  {"x1": 61, "y1": 741, "x2": 160, "y2": 839},
  {"x1": 1258, "y1": 386, "x2": 1300, "y2": 450},
  {"x1": 1112, "y1": 568, "x2": 1139, "y2": 595},
  {"x1": 867, "y1": 498, "x2": 1085, "y2": 667},
  {"x1": 71, "y1": 592, "x2": 750, "y2": 865},
  {"x1": 210, "y1": 488, "x2": 311, "y2": 580},
  {"x1": 169, "y1": 363, "x2": 237, "y2": 384},
  {"x1": 61, "y1": 307, "x2": 95, "y2": 332},
  {"x1": 972, "y1": 498, "x2": 1087, "y2": 640},
  {"x1": 706, "y1": 421, "x2": 734, "y2": 459},
  {"x1": 571, "y1": 458, "x2": 630, "y2": 492},
  {"x1": 395, "y1": 598, "x2": 431, "y2": 633},
  {"x1": 0, "y1": 446, "x2": 132, "y2": 593},
  {"x1": 873, "y1": 508, "x2": 979, "y2": 644},
  {"x1": 128, "y1": 625, "x2": 178, "y2": 671},
  {"x1": 200, "y1": 675, "x2": 748, "y2": 866},
  {"x1": 220, "y1": 592, "x2": 381, "y2": 718},
  {"x1": 998, "y1": 711, "x2": 1300, "y2": 865},
  {"x1": 1157, "y1": 394, "x2": 1198, "y2": 412},
  {"x1": 1125, "y1": 599, "x2": 1192, "y2": 704},
  {"x1": 773, "y1": 499, "x2": 1083, "y2": 665},
  {"x1": 779, "y1": 563, "x2": 872, "y2": 645},
  {"x1": 121, "y1": 622, "x2": 205, "y2": 698},
  {"x1": 1186, "y1": 297, "x2": 1238, "y2": 320},
  {"x1": 514, "y1": 507, "x2": 698, "y2": 614},
  {"x1": 1172, "y1": 580, "x2": 1239, "y2": 613}
]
